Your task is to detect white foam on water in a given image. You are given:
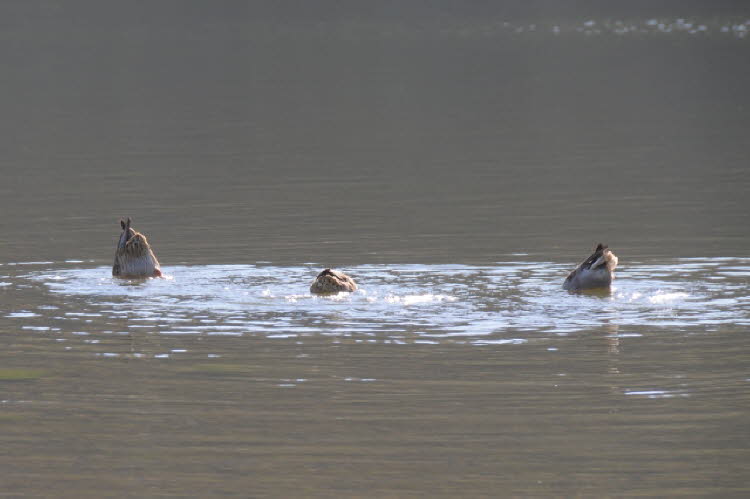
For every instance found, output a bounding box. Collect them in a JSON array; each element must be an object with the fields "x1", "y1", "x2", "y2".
[{"x1": 12, "y1": 258, "x2": 748, "y2": 353}]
